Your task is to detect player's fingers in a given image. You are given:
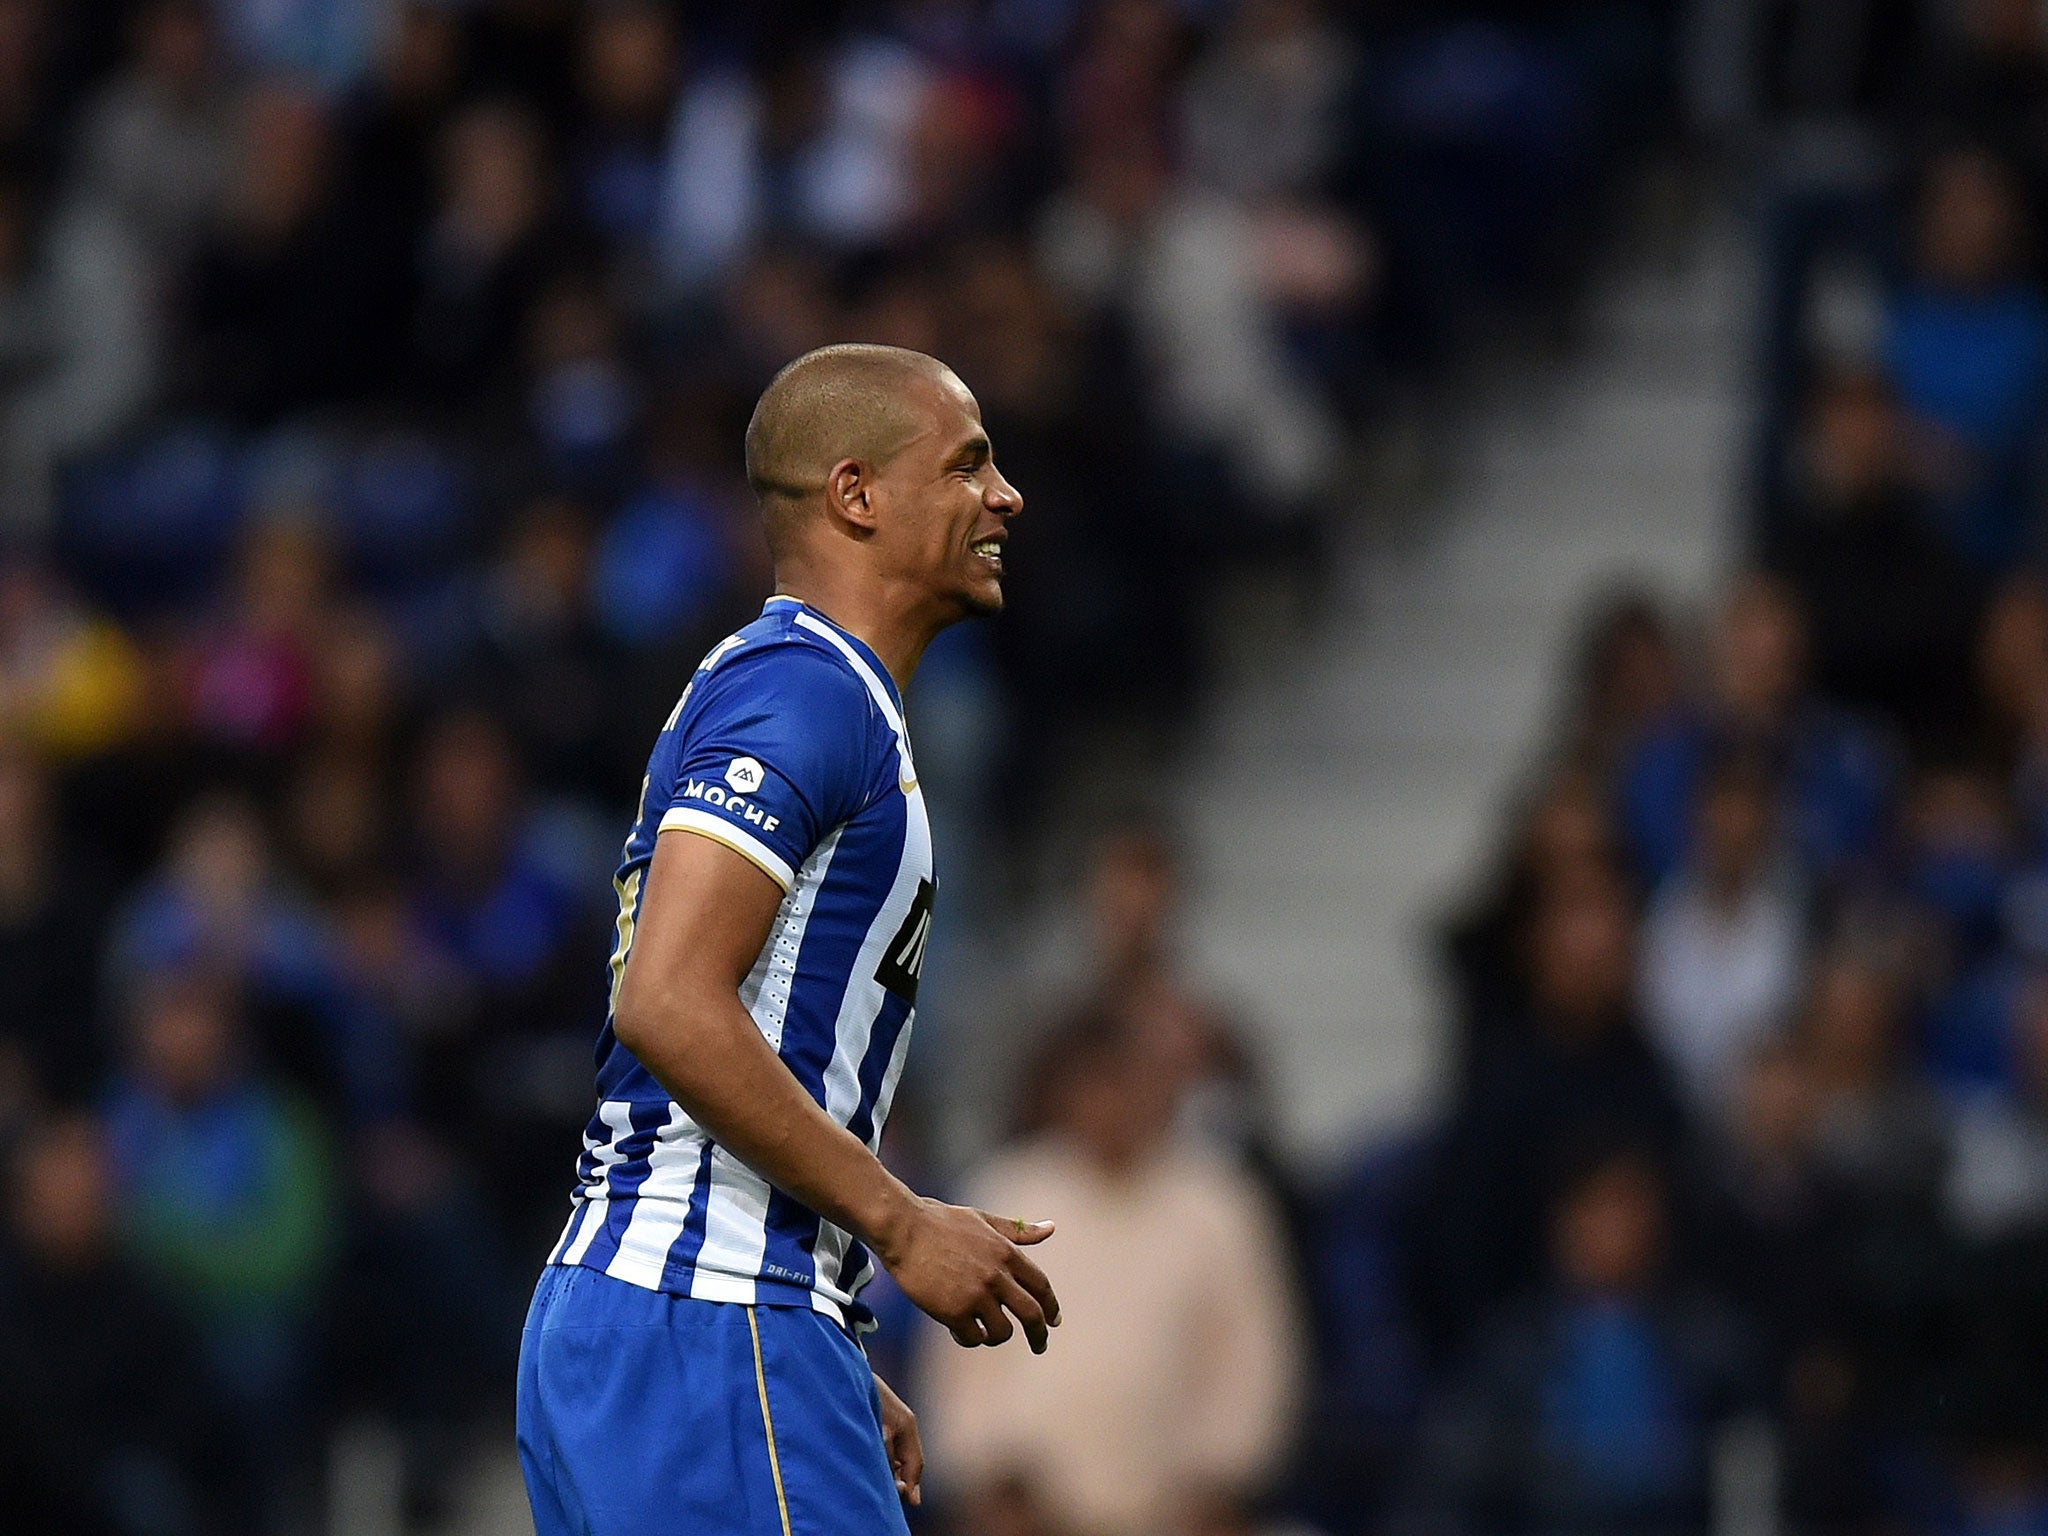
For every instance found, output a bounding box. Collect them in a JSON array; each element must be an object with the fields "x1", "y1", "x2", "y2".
[
  {"x1": 979, "y1": 1210, "x2": 1055, "y2": 1246},
  {"x1": 896, "y1": 1423, "x2": 924, "y2": 1505},
  {"x1": 1006, "y1": 1247, "x2": 1062, "y2": 1328},
  {"x1": 996, "y1": 1273, "x2": 1049, "y2": 1354},
  {"x1": 948, "y1": 1315, "x2": 985, "y2": 1348},
  {"x1": 974, "y1": 1295, "x2": 1014, "y2": 1347}
]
